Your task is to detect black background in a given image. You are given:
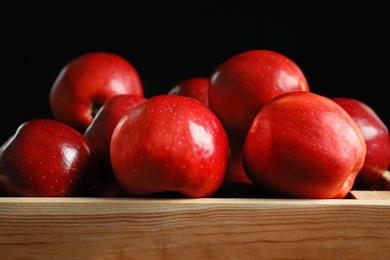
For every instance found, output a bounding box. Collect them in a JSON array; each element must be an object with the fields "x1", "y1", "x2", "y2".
[{"x1": 1, "y1": 1, "x2": 388, "y2": 144}]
